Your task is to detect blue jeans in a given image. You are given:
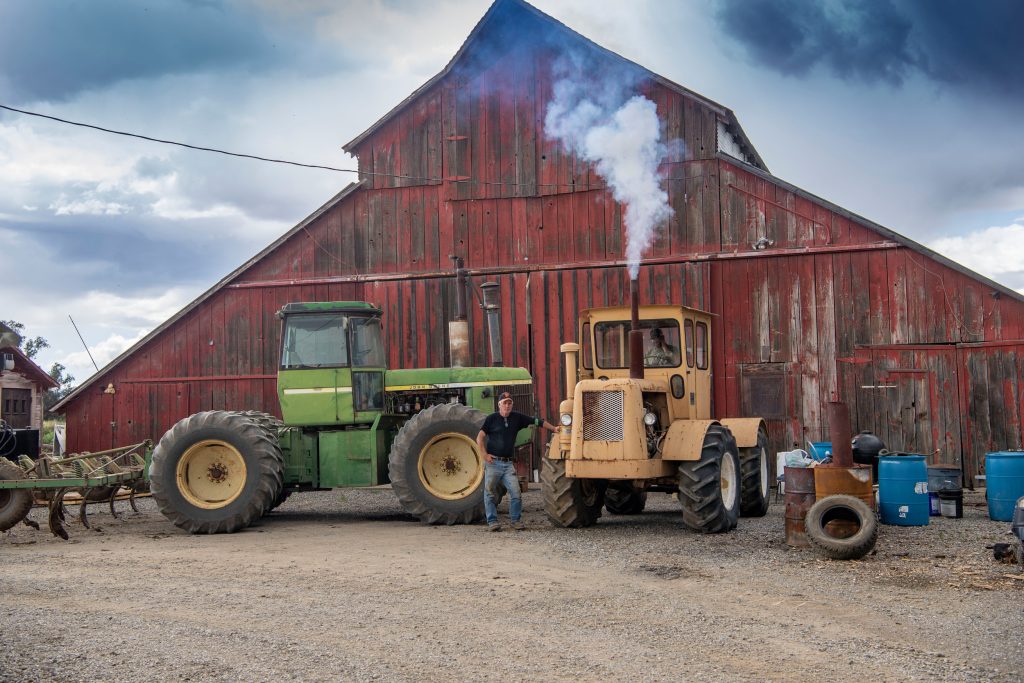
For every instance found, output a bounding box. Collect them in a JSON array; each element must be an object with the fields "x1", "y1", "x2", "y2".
[{"x1": 483, "y1": 459, "x2": 521, "y2": 524}]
